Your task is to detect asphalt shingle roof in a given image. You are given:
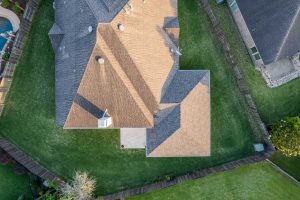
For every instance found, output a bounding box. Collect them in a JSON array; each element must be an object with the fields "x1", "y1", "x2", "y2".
[
  {"x1": 48, "y1": 23, "x2": 64, "y2": 51},
  {"x1": 236, "y1": 0, "x2": 300, "y2": 64},
  {"x1": 146, "y1": 105, "x2": 181, "y2": 156},
  {"x1": 161, "y1": 70, "x2": 208, "y2": 103},
  {"x1": 50, "y1": 0, "x2": 128, "y2": 127}
]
